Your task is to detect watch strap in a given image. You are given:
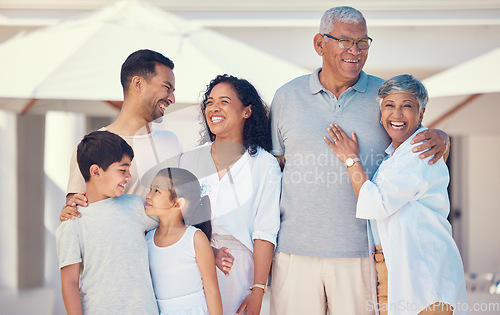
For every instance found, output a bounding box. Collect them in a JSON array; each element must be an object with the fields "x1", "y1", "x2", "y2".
[{"x1": 249, "y1": 283, "x2": 267, "y2": 293}]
